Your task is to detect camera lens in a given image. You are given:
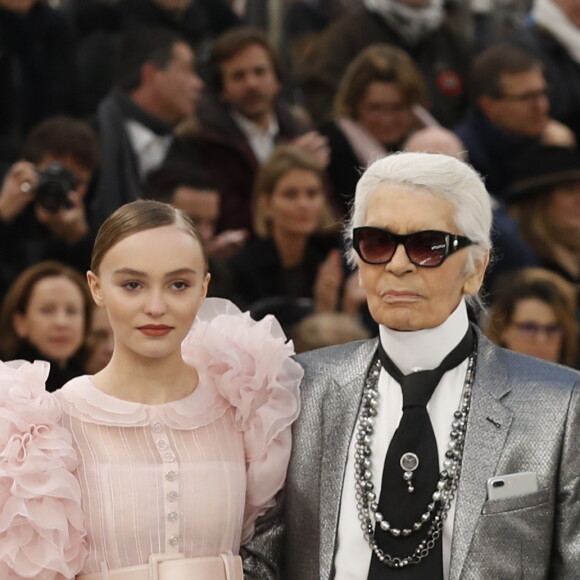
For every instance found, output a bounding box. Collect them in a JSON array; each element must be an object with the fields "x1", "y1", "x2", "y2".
[{"x1": 35, "y1": 163, "x2": 78, "y2": 212}]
